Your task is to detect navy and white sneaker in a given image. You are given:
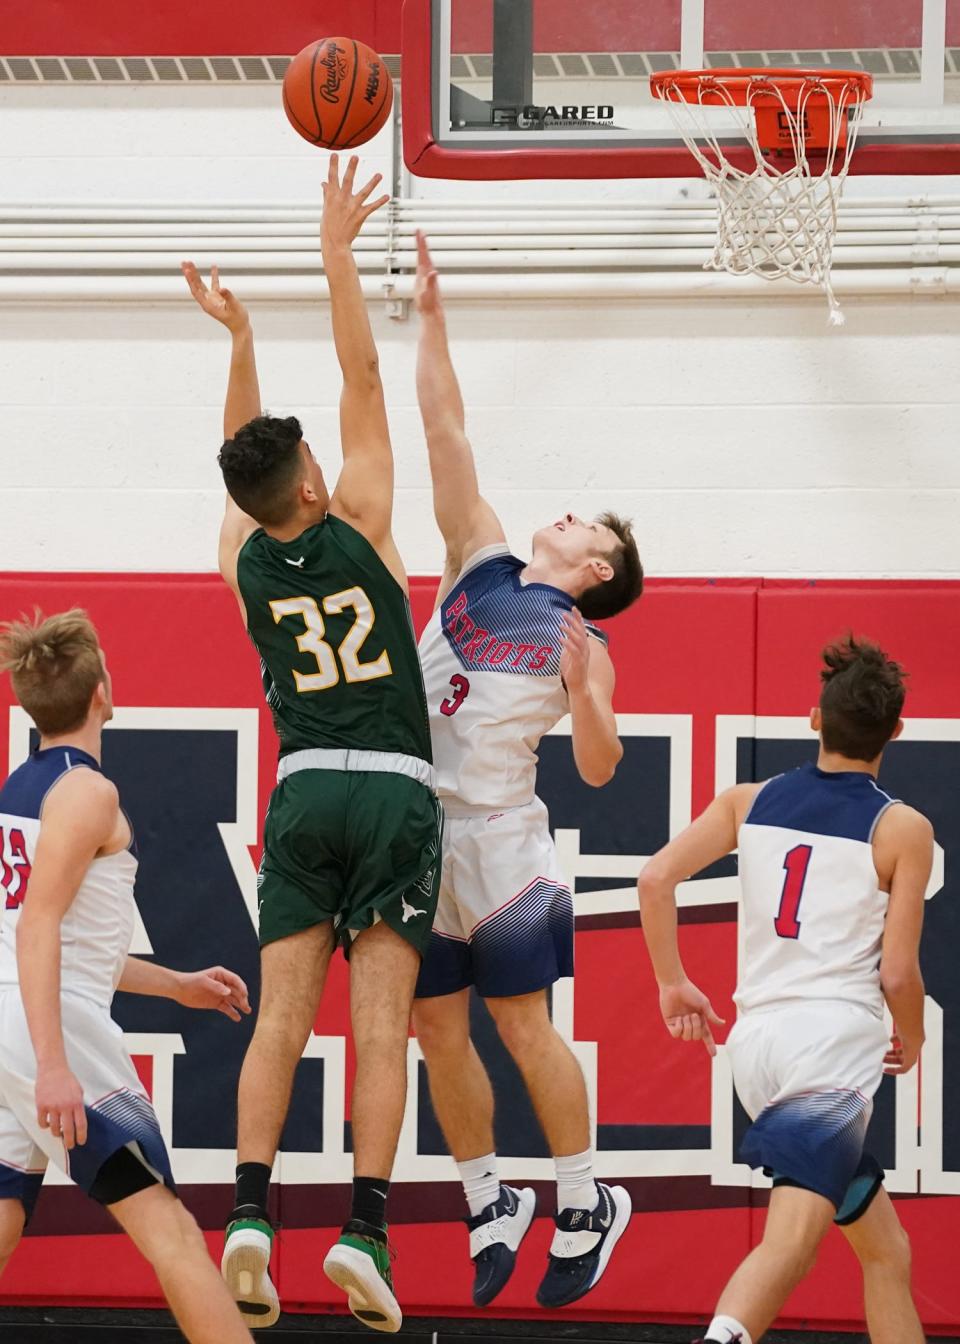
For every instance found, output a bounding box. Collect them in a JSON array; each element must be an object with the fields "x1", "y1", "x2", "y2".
[
  {"x1": 536, "y1": 1181, "x2": 632, "y2": 1308},
  {"x1": 467, "y1": 1184, "x2": 536, "y2": 1307}
]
